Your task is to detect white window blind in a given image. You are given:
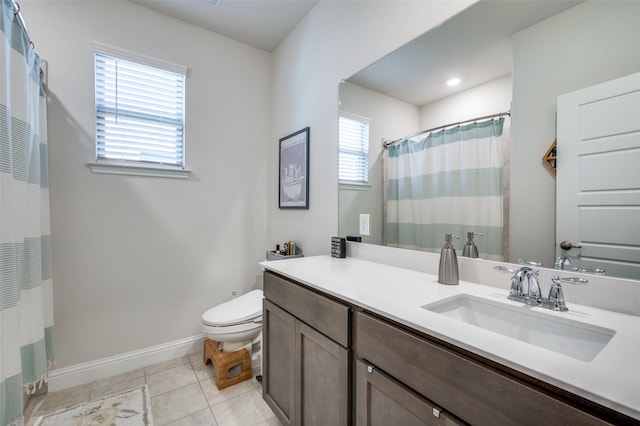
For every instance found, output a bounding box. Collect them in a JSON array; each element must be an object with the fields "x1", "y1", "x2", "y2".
[
  {"x1": 94, "y1": 52, "x2": 185, "y2": 167},
  {"x1": 339, "y1": 113, "x2": 370, "y2": 183}
]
